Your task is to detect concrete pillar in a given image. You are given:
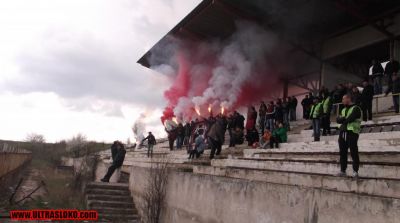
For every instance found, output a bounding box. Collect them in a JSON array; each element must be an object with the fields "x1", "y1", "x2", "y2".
[
  {"x1": 320, "y1": 61, "x2": 325, "y2": 89},
  {"x1": 283, "y1": 79, "x2": 288, "y2": 98},
  {"x1": 393, "y1": 40, "x2": 400, "y2": 61}
]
